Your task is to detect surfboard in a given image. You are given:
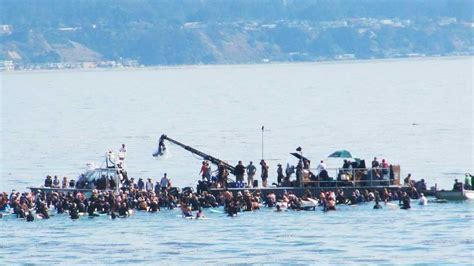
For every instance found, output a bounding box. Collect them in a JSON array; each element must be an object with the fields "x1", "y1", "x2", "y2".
[{"x1": 306, "y1": 198, "x2": 319, "y2": 205}]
